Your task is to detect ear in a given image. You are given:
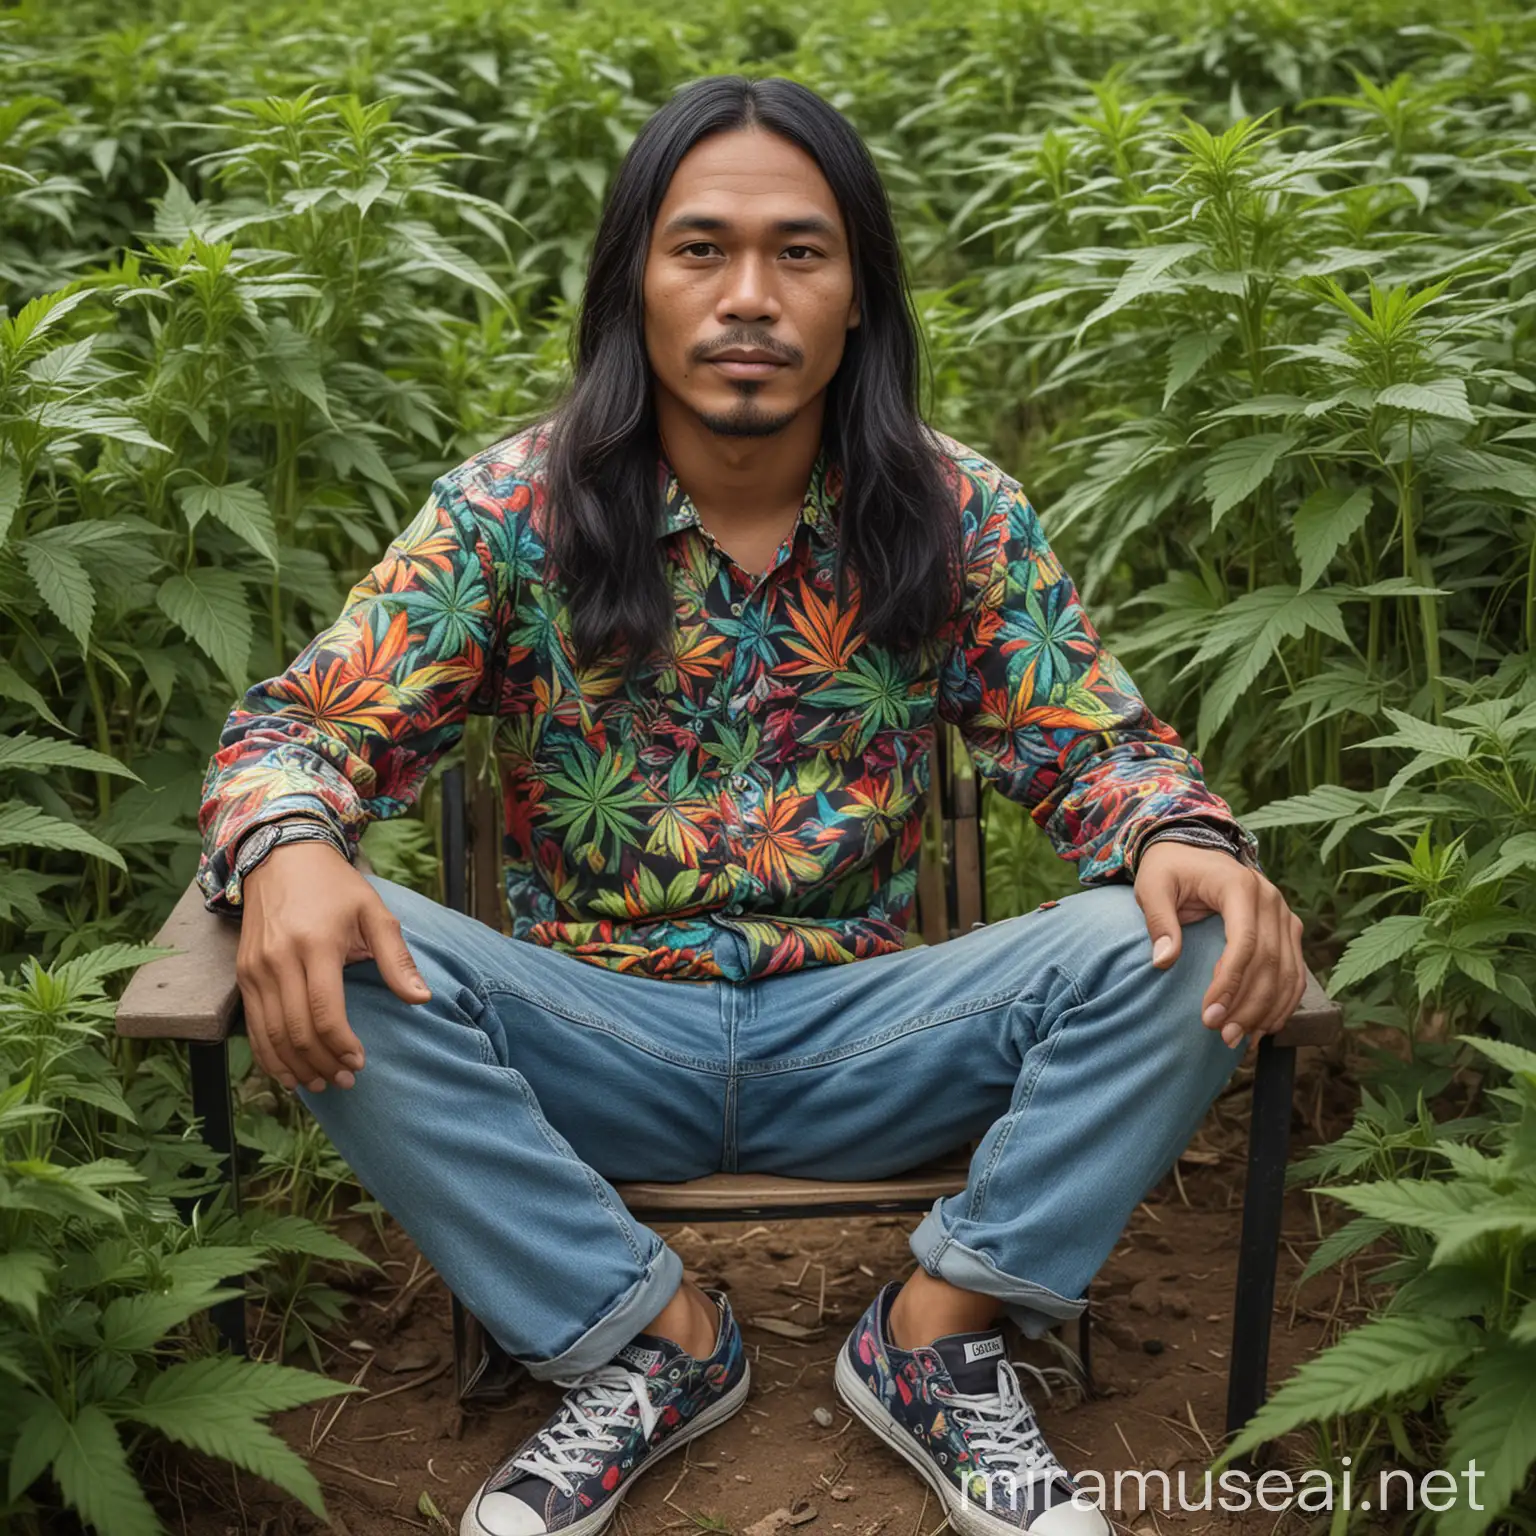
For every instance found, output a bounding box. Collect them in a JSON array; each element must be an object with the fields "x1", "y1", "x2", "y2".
[{"x1": 848, "y1": 299, "x2": 861, "y2": 329}]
